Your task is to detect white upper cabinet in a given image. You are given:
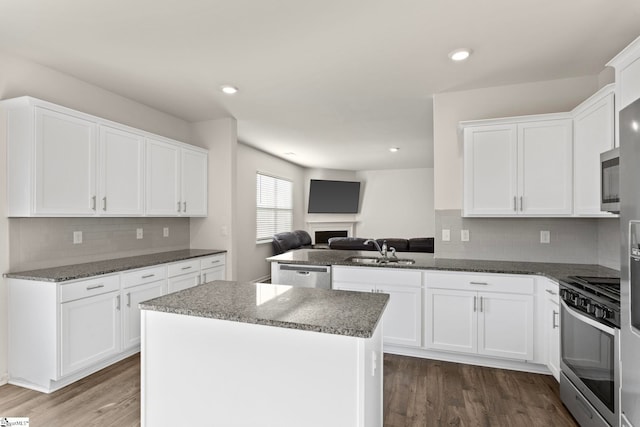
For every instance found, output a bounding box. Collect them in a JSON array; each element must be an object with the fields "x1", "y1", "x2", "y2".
[
  {"x1": 181, "y1": 148, "x2": 208, "y2": 216},
  {"x1": 2, "y1": 96, "x2": 208, "y2": 217},
  {"x1": 463, "y1": 115, "x2": 573, "y2": 217},
  {"x1": 146, "y1": 140, "x2": 208, "y2": 217},
  {"x1": 572, "y1": 85, "x2": 616, "y2": 217},
  {"x1": 98, "y1": 125, "x2": 145, "y2": 216},
  {"x1": 34, "y1": 107, "x2": 97, "y2": 215},
  {"x1": 463, "y1": 124, "x2": 518, "y2": 215},
  {"x1": 146, "y1": 138, "x2": 181, "y2": 216}
]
